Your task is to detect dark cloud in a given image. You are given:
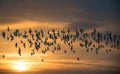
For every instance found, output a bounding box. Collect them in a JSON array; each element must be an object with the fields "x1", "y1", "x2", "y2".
[
  {"x1": 65, "y1": 0, "x2": 120, "y2": 32},
  {"x1": 34, "y1": 69, "x2": 120, "y2": 74},
  {"x1": 0, "y1": 0, "x2": 81, "y2": 24},
  {"x1": 0, "y1": 68, "x2": 120, "y2": 74},
  {"x1": 67, "y1": 20, "x2": 120, "y2": 33},
  {"x1": 0, "y1": 0, "x2": 119, "y2": 27},
  {"x1": 67, "y1": 21, "x2": 101, "y2": 30}
]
